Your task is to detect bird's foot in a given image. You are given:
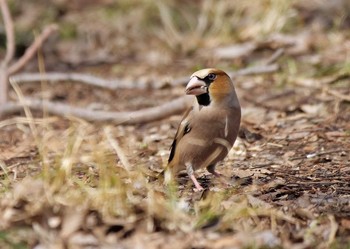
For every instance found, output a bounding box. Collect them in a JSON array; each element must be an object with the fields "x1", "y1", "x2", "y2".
[
  {"x1": 207, "y1": 165, "x2": 224, "y2": 178},
  {"x1": 190, "y1": 174, "x2": 204, "y2": 191}
]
